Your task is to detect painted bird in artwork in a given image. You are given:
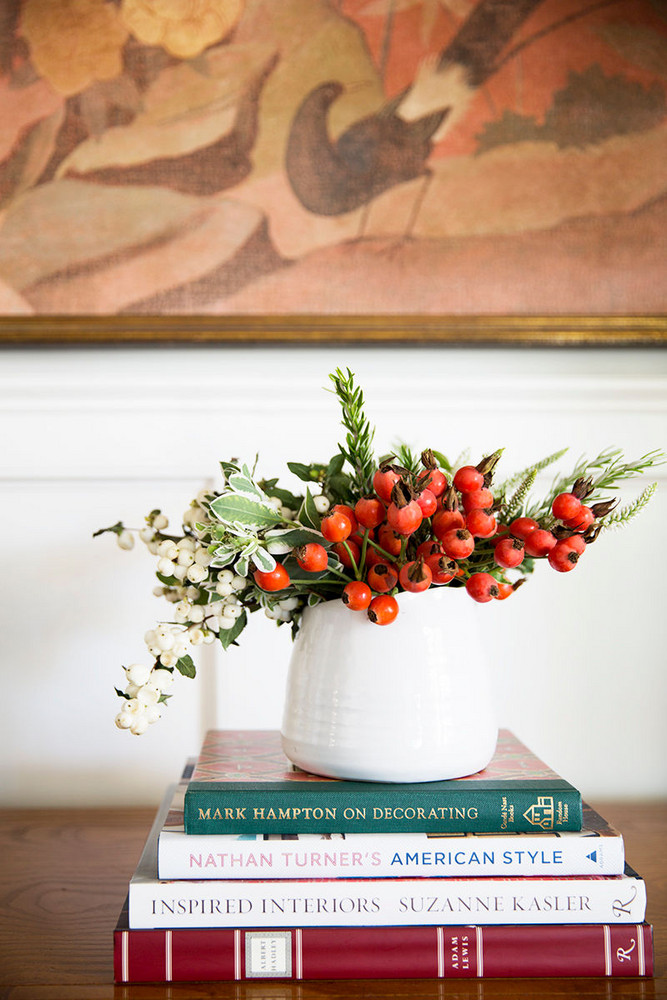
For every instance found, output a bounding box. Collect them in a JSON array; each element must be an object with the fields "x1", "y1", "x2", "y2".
[{"x1": 286, "y1": 0, "x2": 548, "y2": 217}]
